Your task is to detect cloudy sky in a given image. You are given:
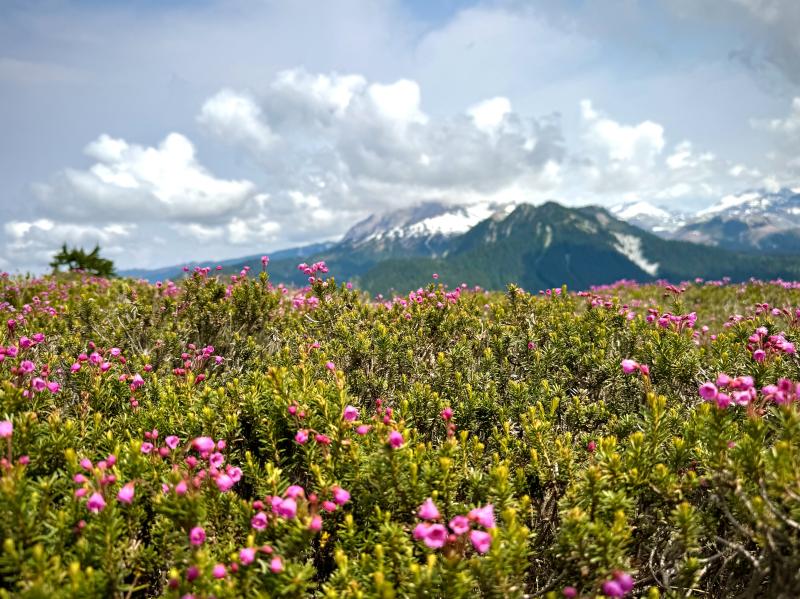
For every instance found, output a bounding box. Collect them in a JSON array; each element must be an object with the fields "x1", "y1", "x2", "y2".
[{"x1": 2, "y1": 0, "x2": 800, "y2": 271}]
